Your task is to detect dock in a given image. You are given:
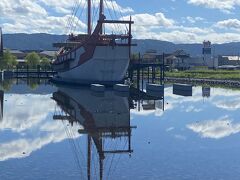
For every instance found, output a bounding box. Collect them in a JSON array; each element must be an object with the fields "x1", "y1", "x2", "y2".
[
  {"x1": 128, "y1": 59, "x2": 165, "y2": 91},
  {"x1": 3, "y1": 65, "x2": 57, "y2": 79}
]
